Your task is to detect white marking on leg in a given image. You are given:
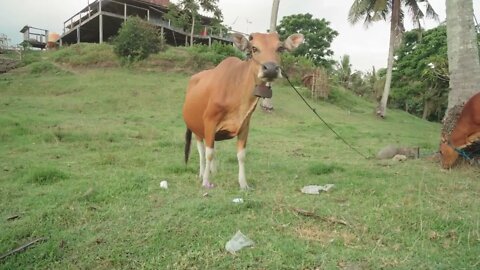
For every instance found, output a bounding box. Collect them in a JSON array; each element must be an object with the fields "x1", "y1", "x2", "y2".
[
  {"x1": 209, "y1": 148, "x2": 217, "y2": 174},
  {"x1": 237, "y1": 148, "x2": 249, "y2": 189},
  {"x1": 202, "y1": 147, "x2": 215, "y2": 188},
  {"x1": 196, "y1": 140, "x2": 205, "y2": 179}
]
